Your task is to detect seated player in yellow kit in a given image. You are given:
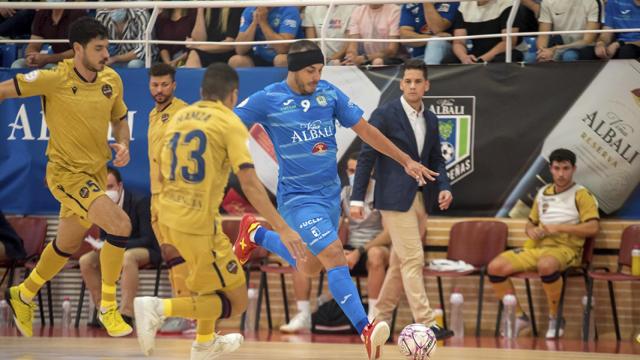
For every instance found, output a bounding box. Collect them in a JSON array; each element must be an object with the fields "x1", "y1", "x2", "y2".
[
  {"x1": 488, "y1": 148, "x2": 600, "y2": 339},
  {"x1": 134, "y1": 63, "x2": 304, "y2": 359},
  {"x1": 0, "y1": 17, "x2": 134, "y2": 338},
  {"x1": 146, "y1": 63, "x2": 194, "y2": 333}
]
